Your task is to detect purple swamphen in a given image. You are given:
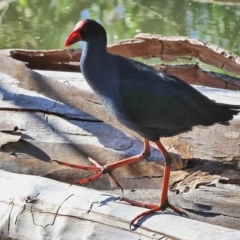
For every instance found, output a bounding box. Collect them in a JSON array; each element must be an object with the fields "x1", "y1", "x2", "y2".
[{"x1": 55, "y1": 19, "x2": 240, "y2": 227}]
